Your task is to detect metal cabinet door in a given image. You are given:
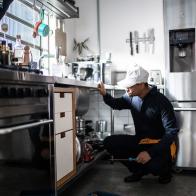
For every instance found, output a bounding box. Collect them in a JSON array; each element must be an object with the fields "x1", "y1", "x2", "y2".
[{"x1": 175, "y1": 109, "x2": 196, "y2": 168}]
